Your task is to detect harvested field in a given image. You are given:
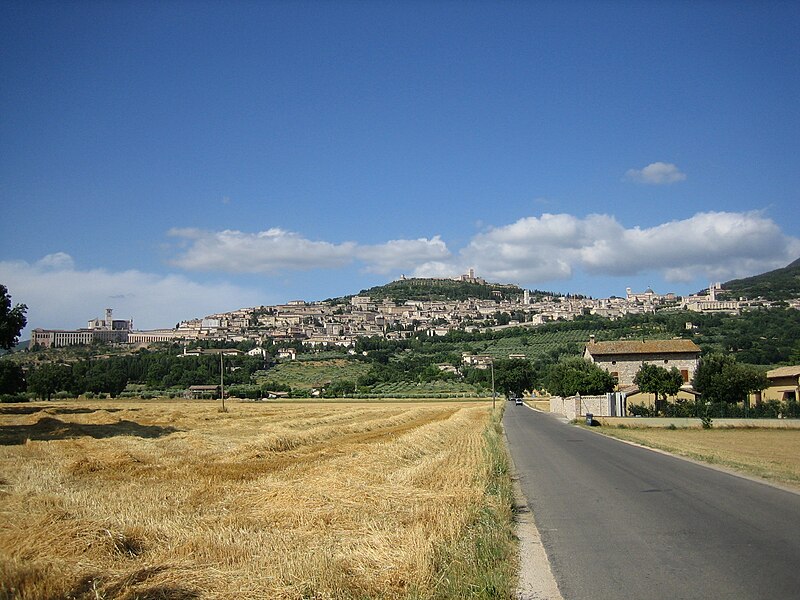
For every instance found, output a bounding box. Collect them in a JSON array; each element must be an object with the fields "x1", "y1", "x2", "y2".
[
  {"x1": 0, "y1": 400, "x2": 514, "y2": 599},
  {"x1": 598, "y1": 426, "x2": 800, "y2": 489}
]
